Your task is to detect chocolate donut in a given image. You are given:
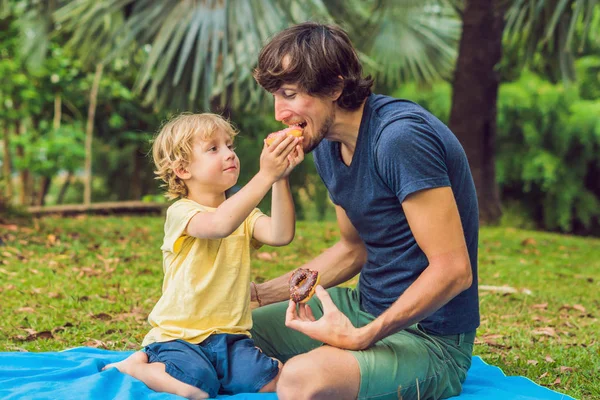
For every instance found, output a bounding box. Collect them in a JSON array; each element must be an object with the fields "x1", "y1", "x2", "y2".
[{"x1": 289, "y1": 268, "x2": 320, "y2": 303}]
